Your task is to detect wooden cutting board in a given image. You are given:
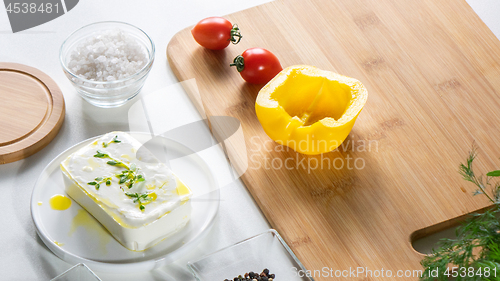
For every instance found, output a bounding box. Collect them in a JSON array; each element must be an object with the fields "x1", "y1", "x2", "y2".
[
  {"x1": 167, "y1": 0, "x2": 500, "y2": 278},
  {"x1": 0, "y1": 63, "x2": 65, "y2": 164}
]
